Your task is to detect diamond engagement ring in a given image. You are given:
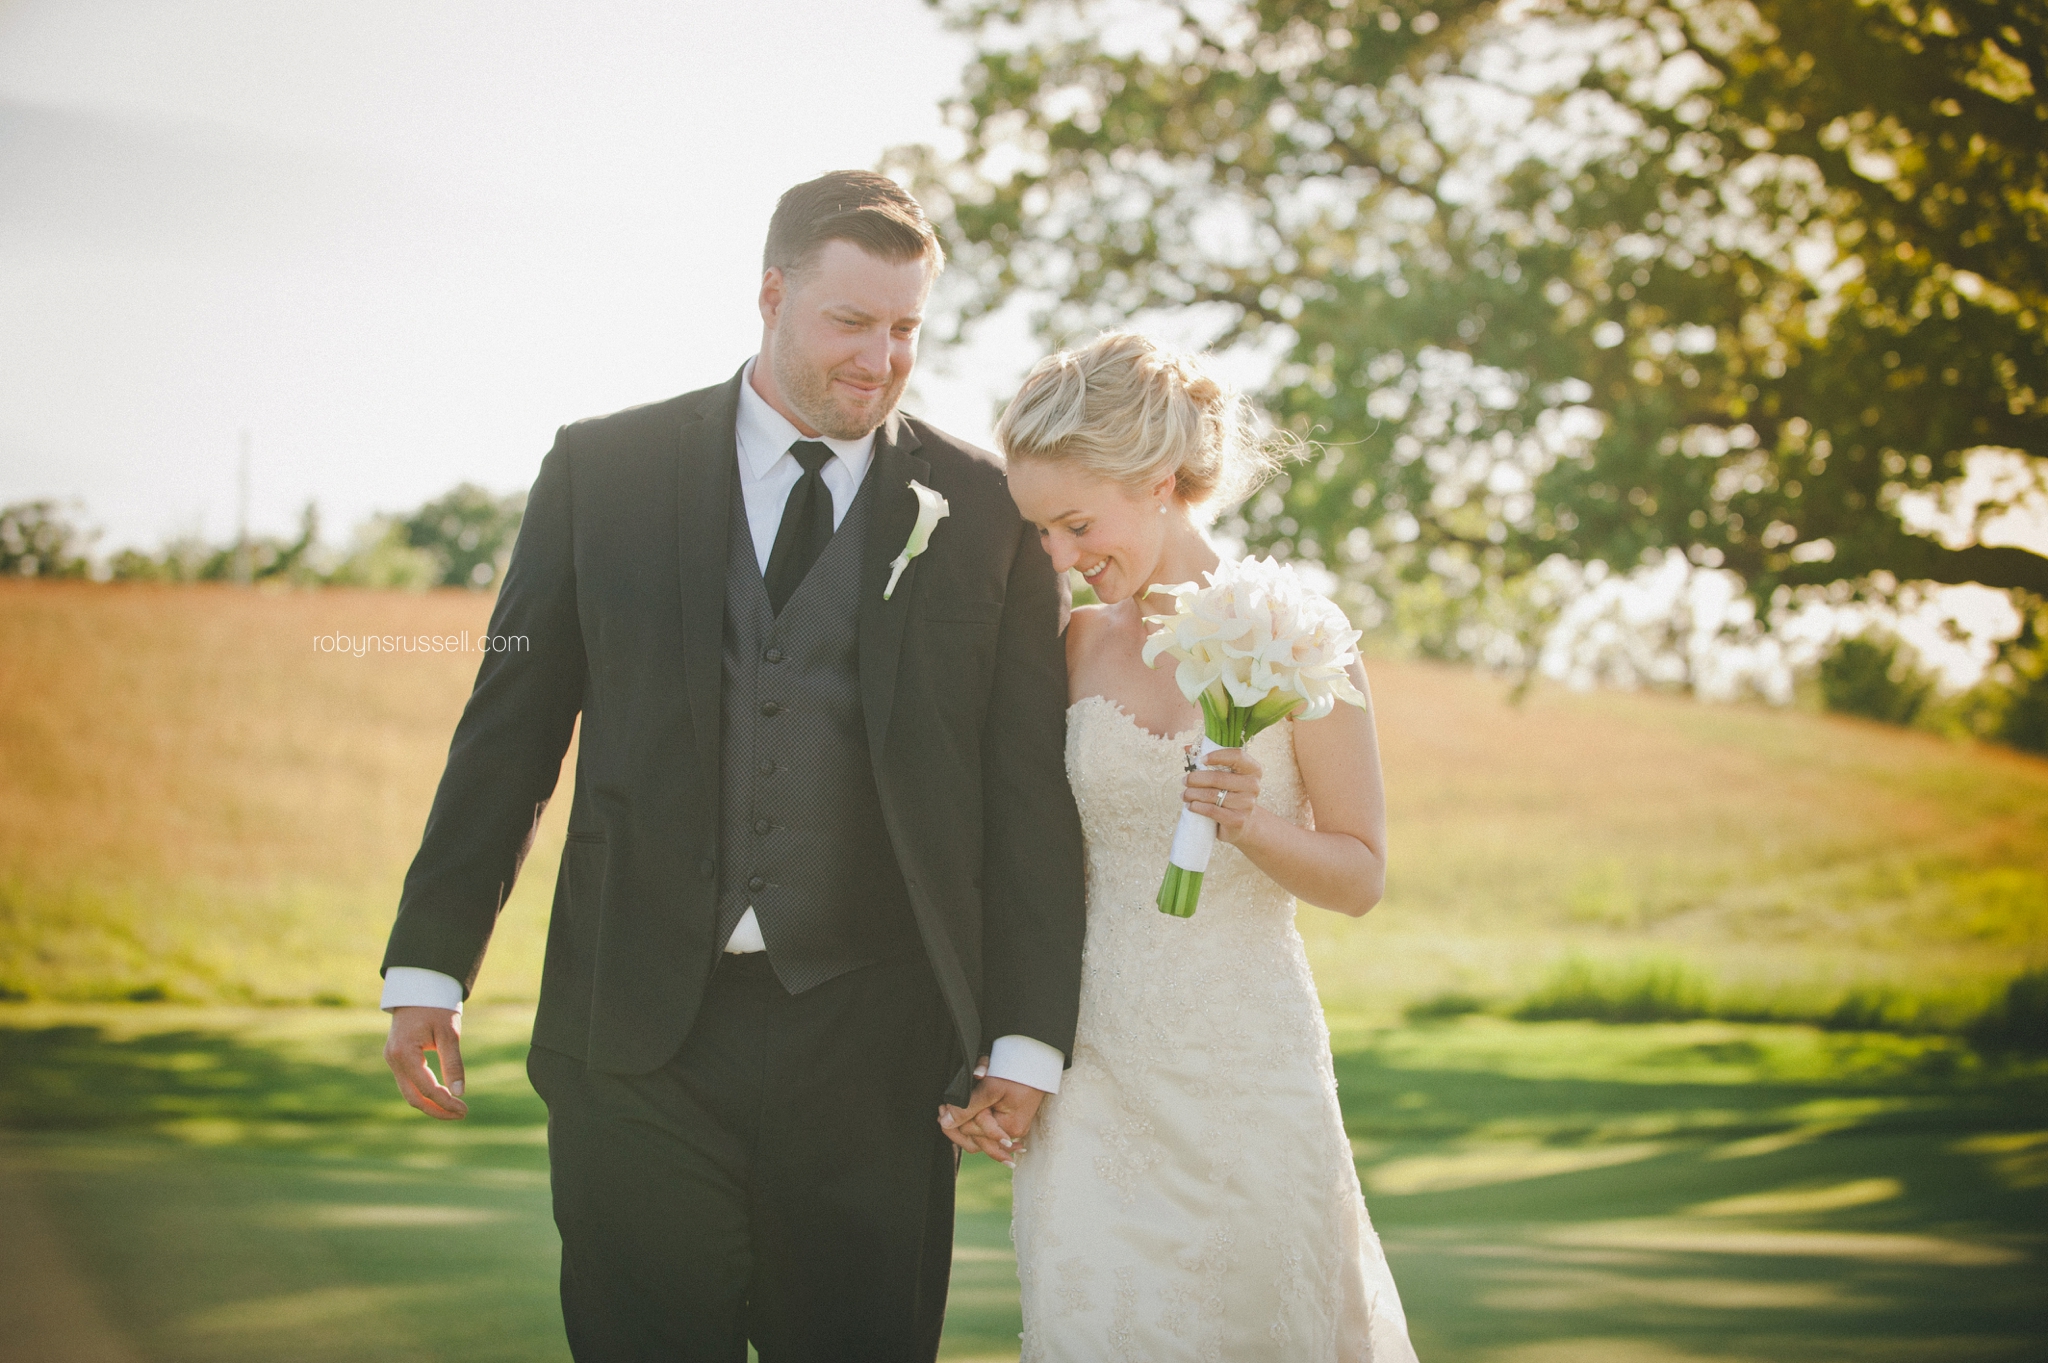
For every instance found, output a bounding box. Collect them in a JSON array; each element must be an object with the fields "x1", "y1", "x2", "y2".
[{"x1": 1215, "y1": 789, "x2": 1228, "y2": 807}]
